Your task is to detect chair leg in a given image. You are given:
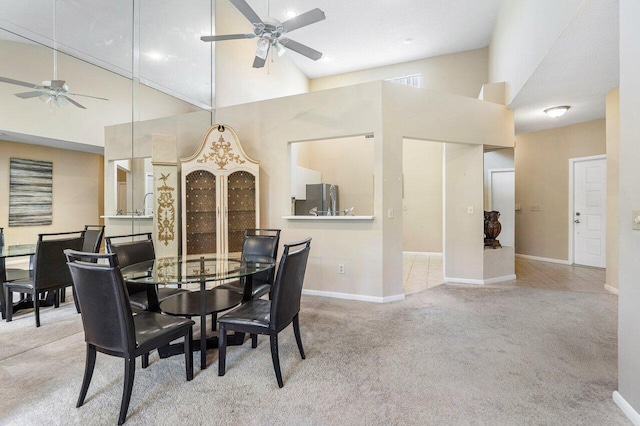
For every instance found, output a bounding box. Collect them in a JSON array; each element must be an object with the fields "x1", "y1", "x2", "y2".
[
  {"x1": 218, "y1": 324, "x2": 227, "y2": 376},
  {"x1": 185, "y1": 327, "x2": 193, "y2": 381},
  {"x1": 34, "y1": 294, "x2": 40, "y2": 327},
  {"x1": 77, "y1": 344, "x2": 97, "y2": 408},
  {"x1": 293, "y1": 314, "x2": 306, "y2": 359},
  {"x1": 211, "y1": 313, "x2": 217, "y2": 331},
  {"x1": 141, "y1": 353, "x2": 149, "y2": 369},
  {"x1": 251, "y1": 334, "x2": 258, "y2": 348},
  {"x1": 54, "y1": 289, "x2": 60, "y2": 308},
  {"x1": 60, "y1": 288, "x2": 66, "y2": 302},
  {"x1": 270, "y1": 333, "x2": 284, "y2": 388},
  {"x1": 118, "y1": 357, "x2": 136, "y2": 425},
  {"x1": 4, "y1": 287, "x2": 12, "y2": 322}
]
